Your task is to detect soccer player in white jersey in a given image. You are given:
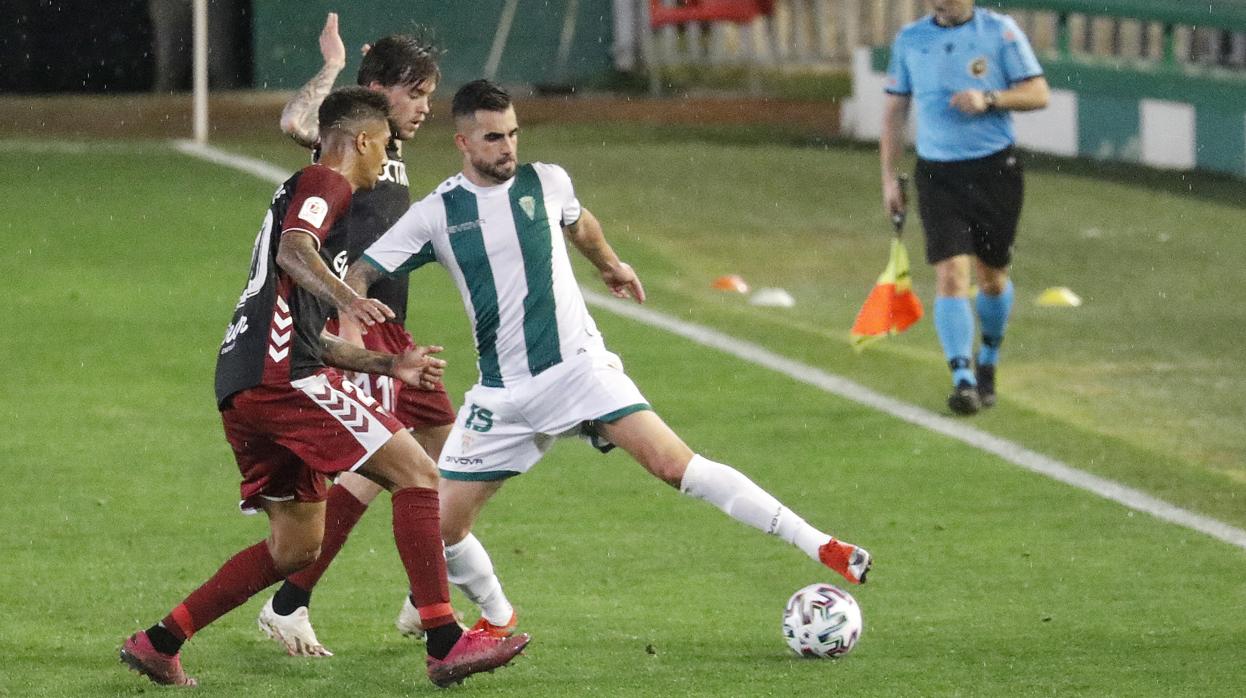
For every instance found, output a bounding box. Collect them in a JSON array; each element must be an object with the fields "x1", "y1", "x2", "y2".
[{"x1": 343, "y1": 80, "x2": 872, "y2": 638}]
